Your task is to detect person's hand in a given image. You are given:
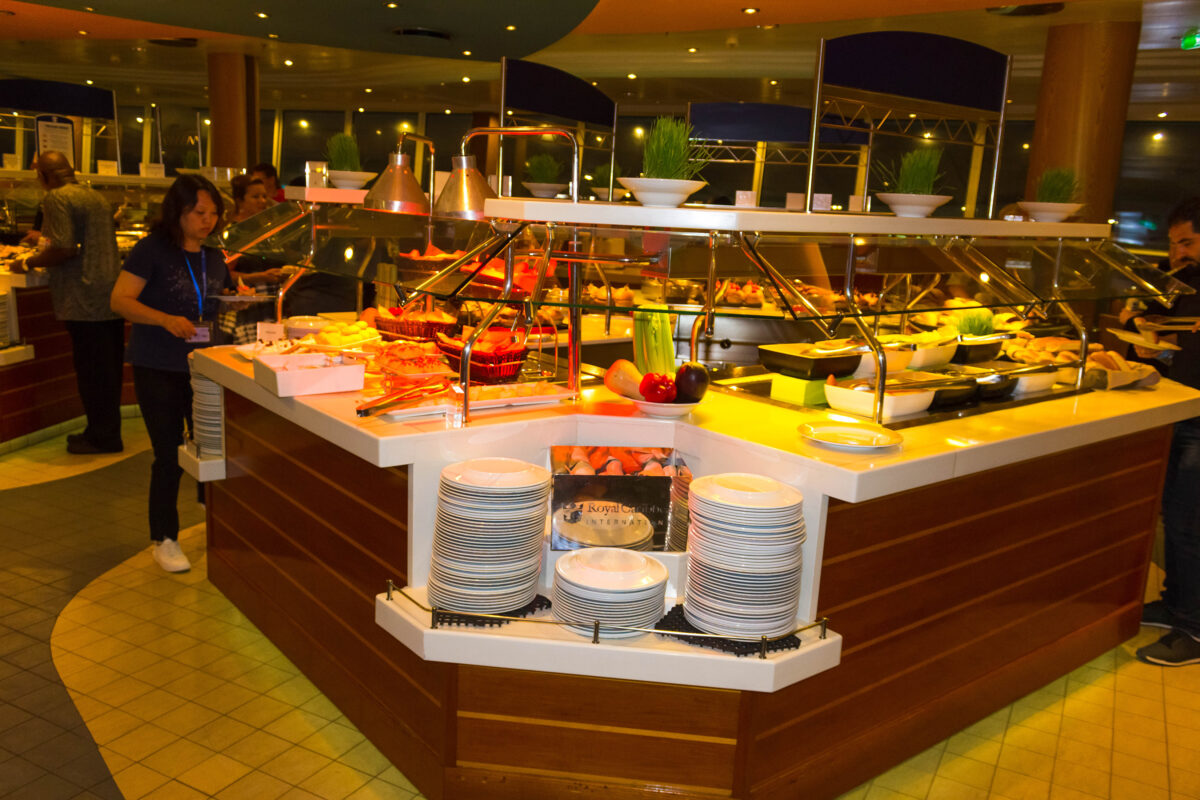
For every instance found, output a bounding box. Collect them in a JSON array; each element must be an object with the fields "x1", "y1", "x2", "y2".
[
  {"x1": 263, "y1": 267, "x2": 285, "y2": 283},
  {"x1": 1118, "y1": 307, "x2": 1141, "y2": 325},
  {"x1": 9, "y1": 259, "x2": 27, "y2": 274},
  {"x1": 163, "y1": 315, "x2": 197, "y2": 339},
  {"x1": 18, "y1": 230, "x2": 40, "y2": 247}
]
